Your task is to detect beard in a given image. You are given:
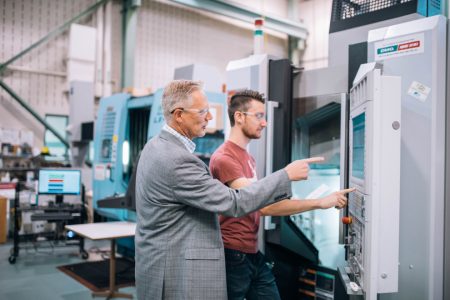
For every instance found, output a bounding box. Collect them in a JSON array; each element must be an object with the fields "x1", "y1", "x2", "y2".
[{"x1": 242, "y1": 125, "x2": 262, "y2": 140}]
